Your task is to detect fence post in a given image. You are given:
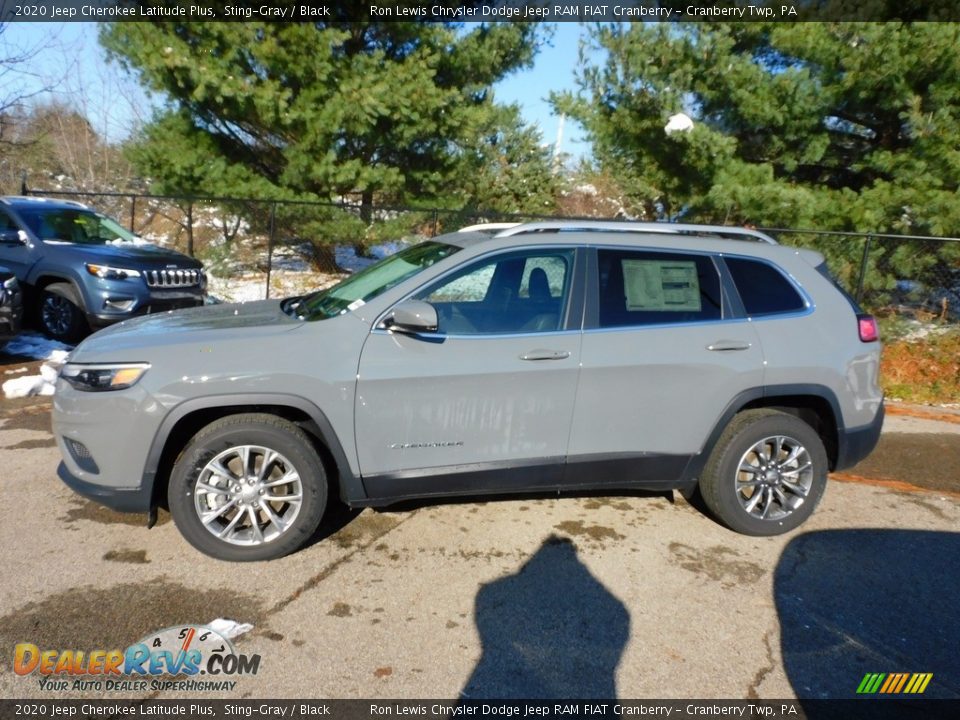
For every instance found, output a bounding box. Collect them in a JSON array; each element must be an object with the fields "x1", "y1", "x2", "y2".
[
  {"x1": 265, "y1": 202, "x2": 276, "y2": 300},
  {"x1": 432, "y1": 210, "x2": 439, "y2": 237},
  {"x1": 855, "y1": 234, "x2": 873, "y2": 304},
  {"x1": 20, "y1": 172, "x2": 27, "y2": 195},
  {"x1": 129, "y1": 195, "x2": 137, "y2": 232}
]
